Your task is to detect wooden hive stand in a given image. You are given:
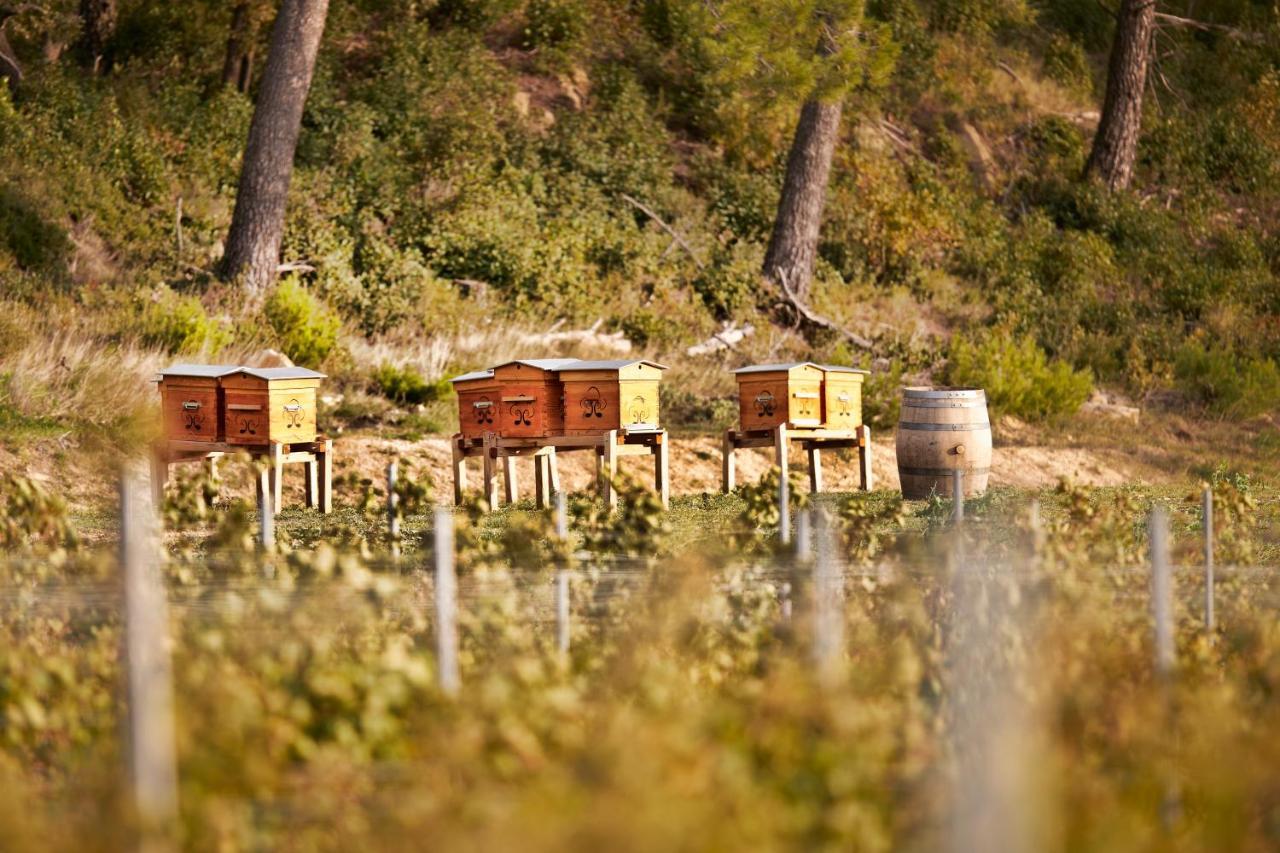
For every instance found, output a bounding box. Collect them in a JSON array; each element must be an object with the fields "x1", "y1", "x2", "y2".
[
  {"x1": 151, "y1": 365, "x2": 334, "y2": 516},
  {"x1": 722, "y1": 362, "x2": 873, "y2": 494}
]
